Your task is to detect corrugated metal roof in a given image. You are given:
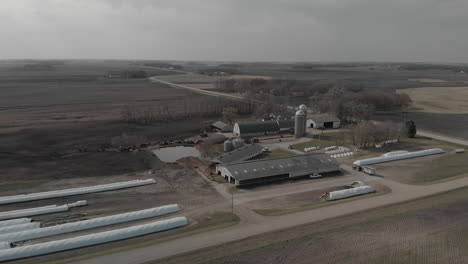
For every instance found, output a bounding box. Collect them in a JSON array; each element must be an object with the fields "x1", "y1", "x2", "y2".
[
  {"x1": 308, "y1": 114, "x2": 340, "y2": 123},
  {"x1": 218, "y1": 153, "x2": 339, "y2": 181},
  {"x1": 236, "y1": 121, "x2": 280, "y2": 134},
  {"x1": 277, "y1": 120, "x2": 295, "y2": 129},
  {"x1": 212, "y1": 144, "x2": 264, "y2": 164},
  {"x1": 212, "y1": 121, "x2": 229, "y2": 130}
]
